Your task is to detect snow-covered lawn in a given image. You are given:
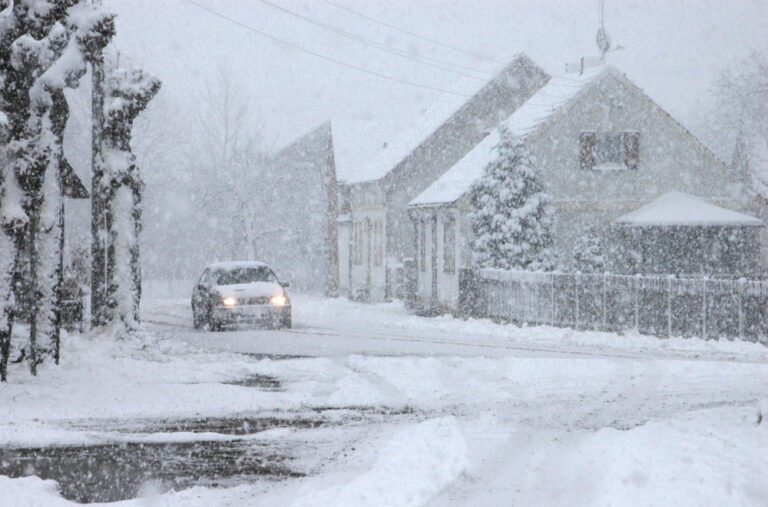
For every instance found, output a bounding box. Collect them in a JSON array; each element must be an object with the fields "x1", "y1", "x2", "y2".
[{"x1": 1, "y1": 294, "x2": 767, "y2": 506}]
